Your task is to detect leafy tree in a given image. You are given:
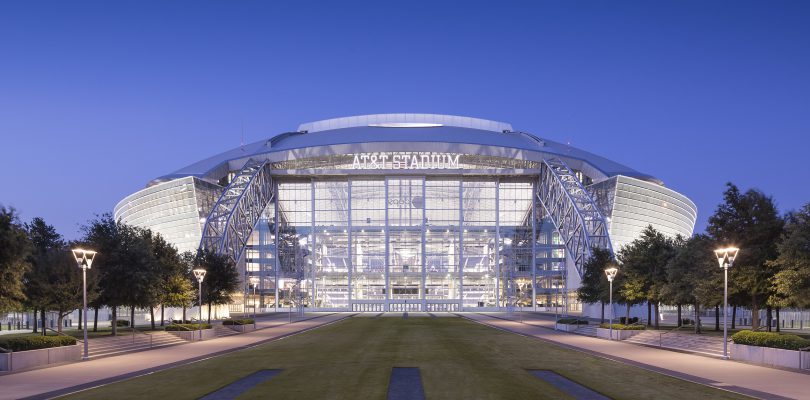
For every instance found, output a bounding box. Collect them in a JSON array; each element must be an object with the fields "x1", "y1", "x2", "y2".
[
  {"x1": 617, "y1": 226, "x2": 676, "y2": 328},
  {"x1": 769, "y1": 204, "x2": 810, "y2": 309},
  {"x1": 577, "y1": 247, "x2": 615, "y2": 322},
  {"x1": 40, "y1": 246, "x2": 87, "y2": 333},
  {"x1": 661, "y1": 234, "x2": 722, "y2": 333},
  {"x1": 707, "y1": 183, "x2": 784, "y2": 330},
  {"x1": 23, "y1": 217, "x2": 63, "y2": 333},
  {"x1": 0, "y1": 206, "x2": 30, "y2": 315},
  {"x1": 194, "y1": 249, "x2": 239, "y2": 323},
  {"x1": 83, "y1": 214, "x2": 160, "y2": 335}
]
